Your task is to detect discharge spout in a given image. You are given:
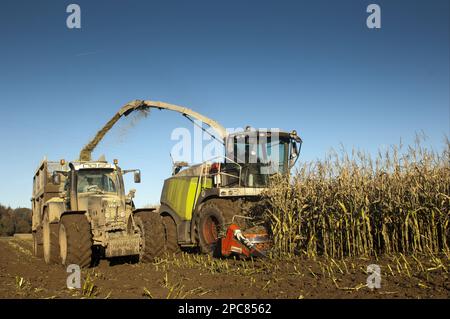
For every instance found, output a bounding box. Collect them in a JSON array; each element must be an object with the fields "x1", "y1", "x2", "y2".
[{"x1": 79, "y1": 99, "x2": 227, "y2": 161}]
